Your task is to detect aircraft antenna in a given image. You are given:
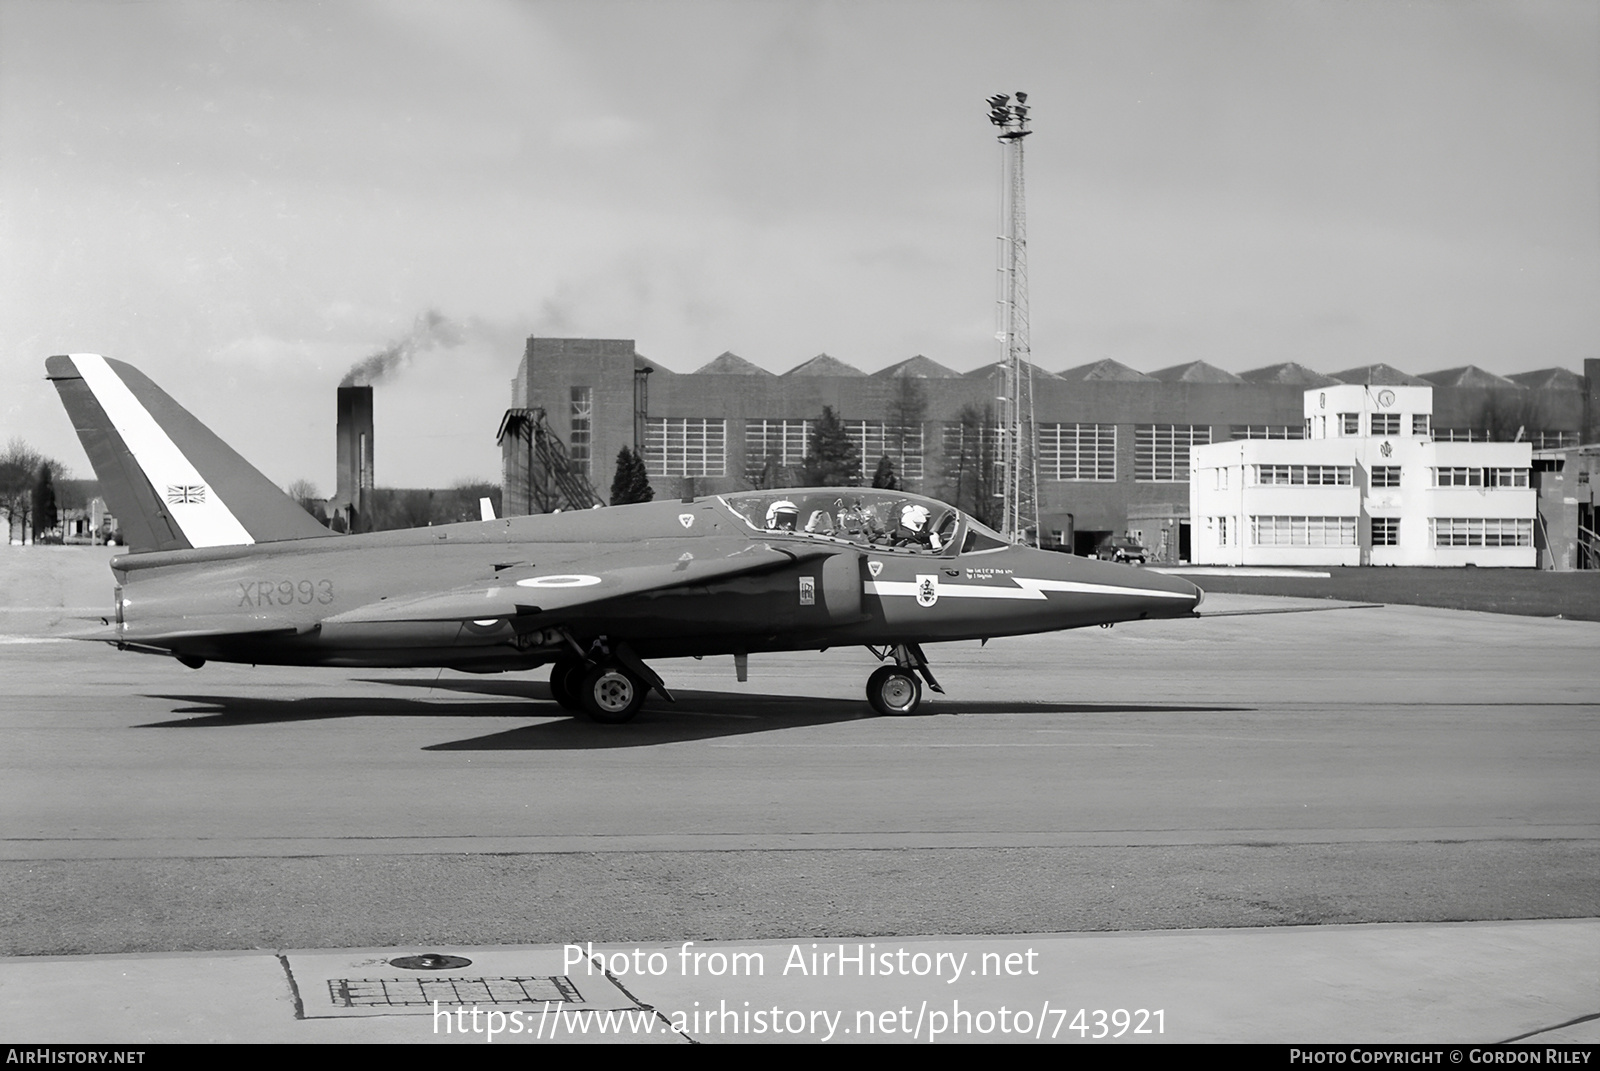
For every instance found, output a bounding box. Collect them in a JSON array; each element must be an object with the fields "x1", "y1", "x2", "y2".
[{"x1": 987, "y1": 91, "x2": 1039, "y2": 544}]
